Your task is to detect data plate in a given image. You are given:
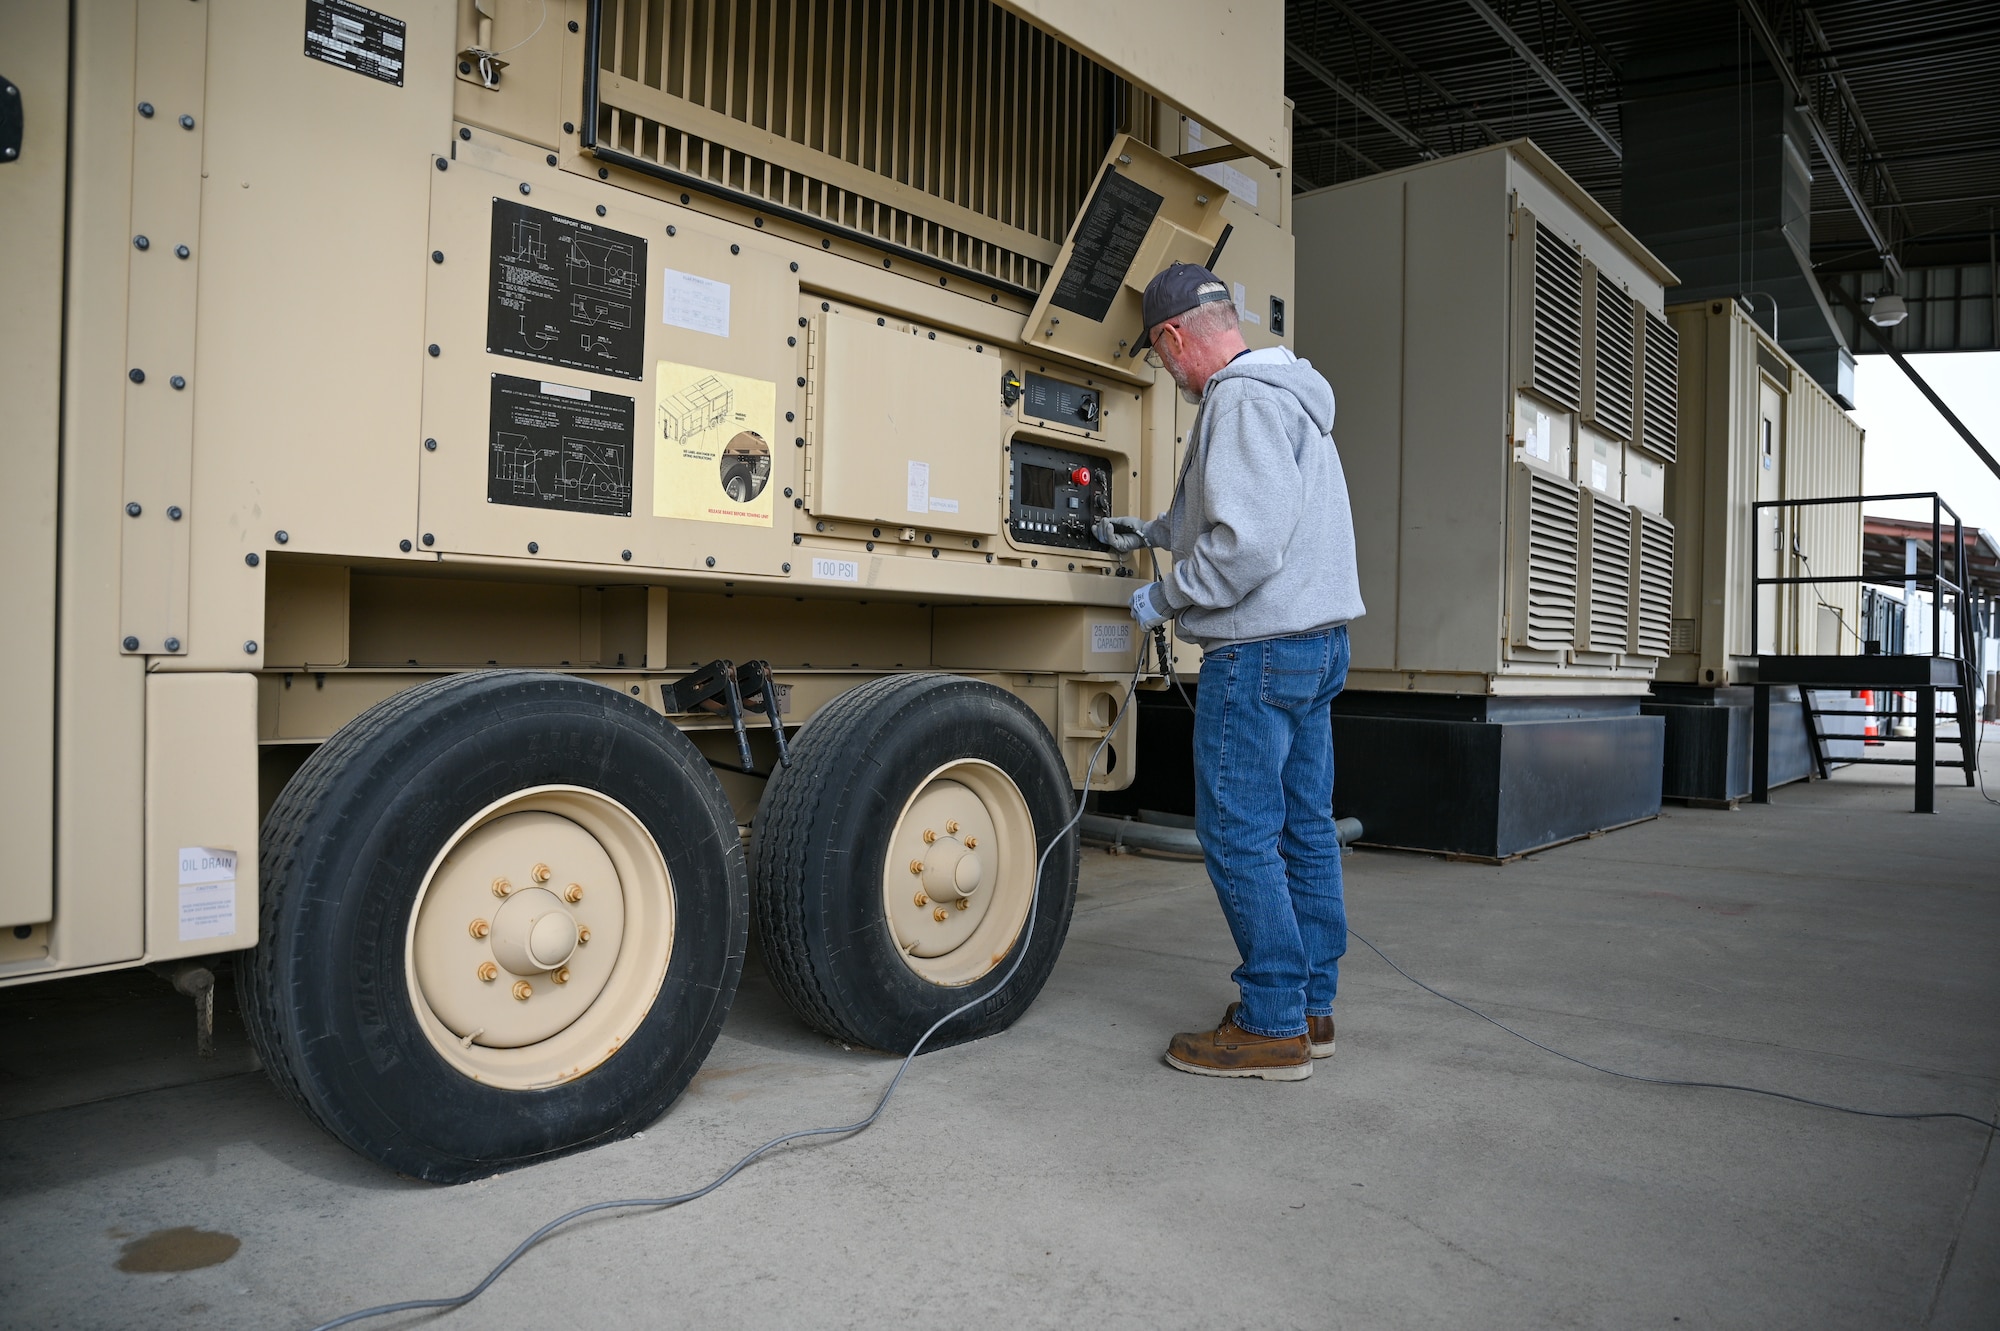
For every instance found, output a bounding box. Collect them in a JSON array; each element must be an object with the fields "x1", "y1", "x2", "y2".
[
  {"x1": 487, "y1": 199, "x2": 648, "y2": 381},
  {"x1": 303, "y1": 0, "x2": 406, "y2": 86},
  {"x1": 487, "y1": 375, "x2": 635, "y2": 517}
]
